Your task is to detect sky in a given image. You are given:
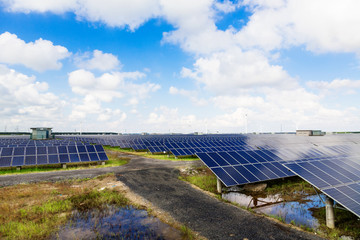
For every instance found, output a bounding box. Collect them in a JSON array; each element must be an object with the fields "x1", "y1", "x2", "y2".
[{"x1": 0, "y1": 0, "x2": 360, "y2": 134}]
